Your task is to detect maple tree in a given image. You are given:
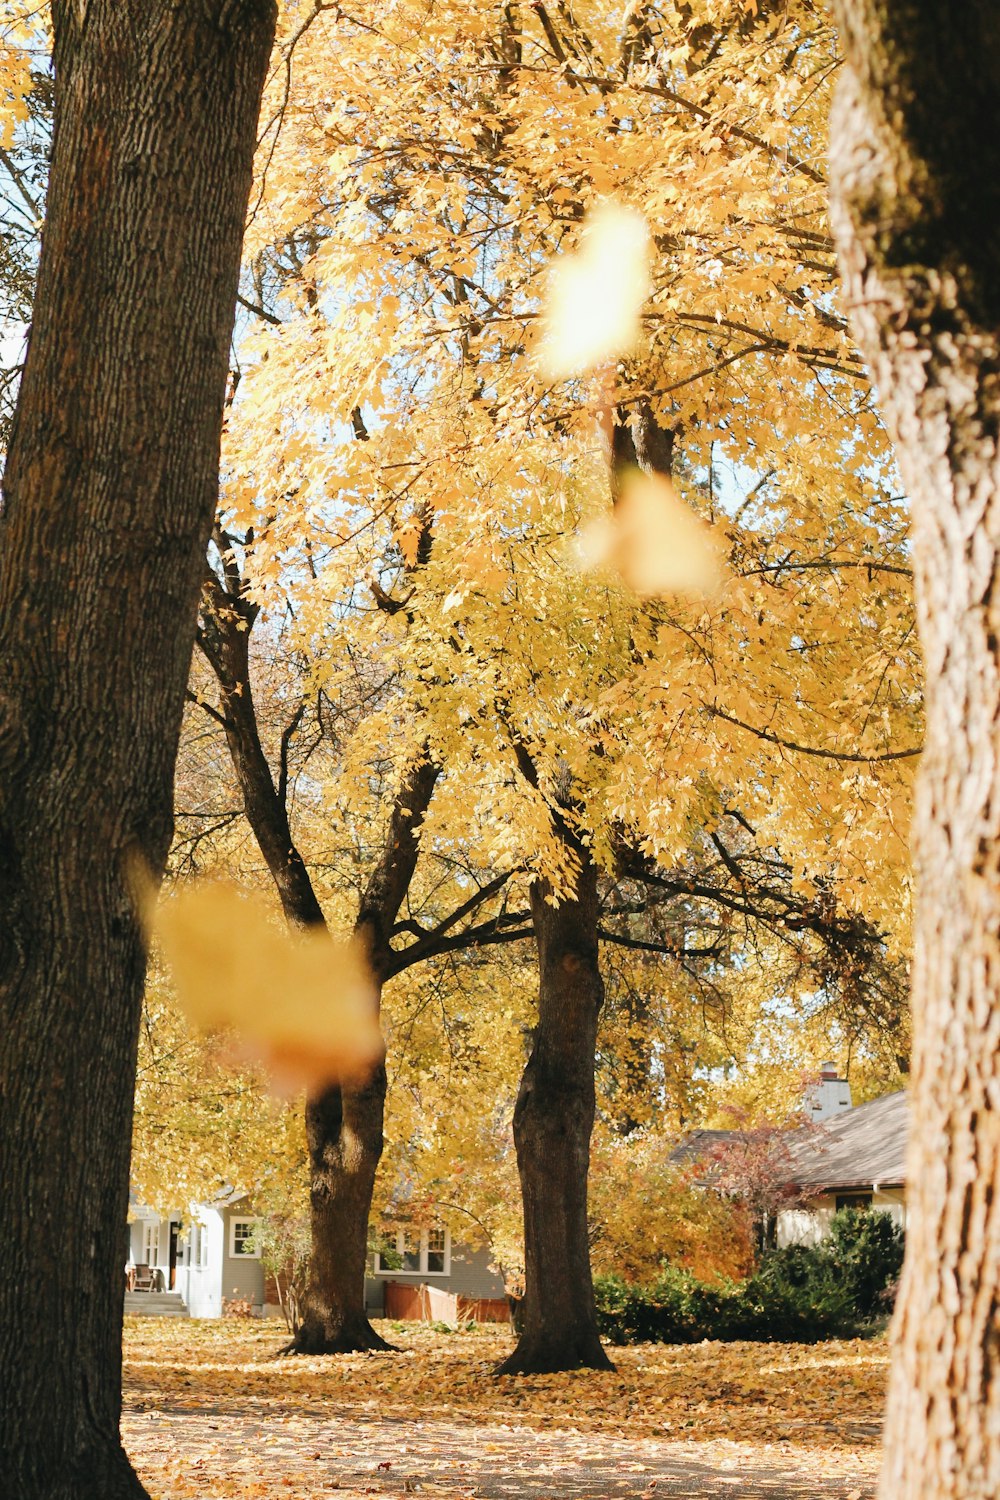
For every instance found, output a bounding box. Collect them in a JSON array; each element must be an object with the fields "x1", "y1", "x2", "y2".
[
  {"x1": 0, "y1": 4, "x2": 275, "y2": 1495},
  {"x1": 827, "y1": 4, "x2": 1000, "y2": 1497}
]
